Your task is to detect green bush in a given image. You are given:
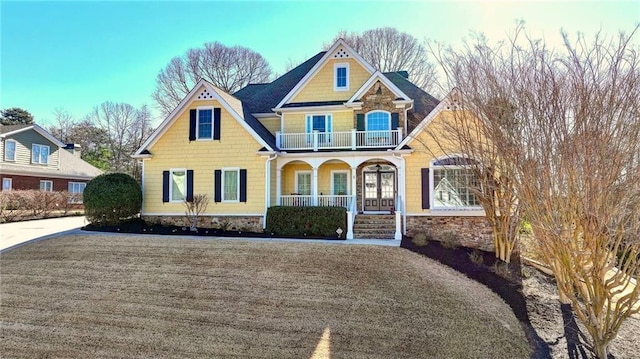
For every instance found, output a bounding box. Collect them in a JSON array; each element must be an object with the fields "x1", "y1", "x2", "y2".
[
  {"x1": 84, "y1": 173, "x2": 142, "y2": 225},
  {"x1": 266, "y1": 206, "x2": 347, "y2": 238}
]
